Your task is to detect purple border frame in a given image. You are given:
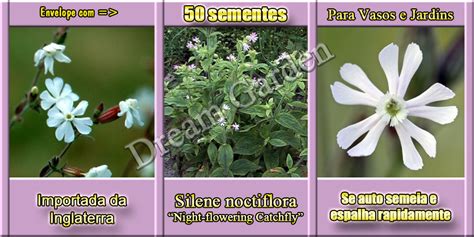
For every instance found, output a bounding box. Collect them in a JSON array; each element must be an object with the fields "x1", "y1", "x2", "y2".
[
  {"x1": 316, "y1": 2, "x2": 472, "y2": 236},
  {"x1": 162, "y1": 2, "x2": 314, "y2": 235},
  {"x1": 1, "y1": 2, "x2": 8, "y2": 235}
]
